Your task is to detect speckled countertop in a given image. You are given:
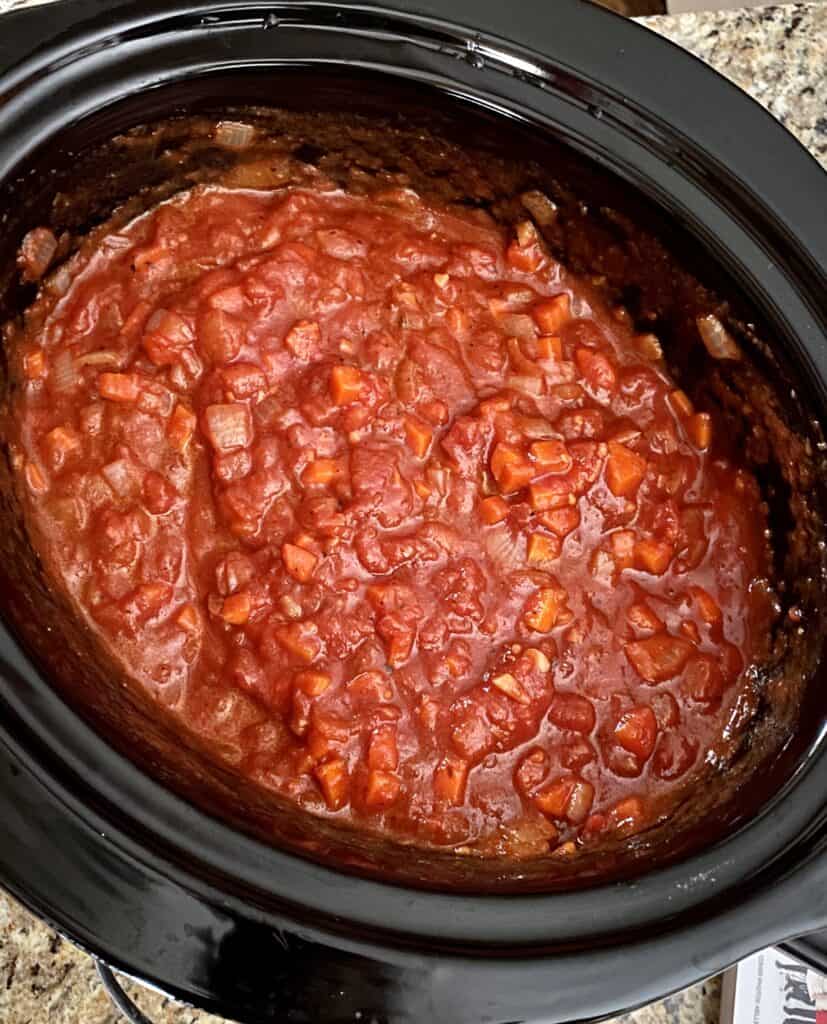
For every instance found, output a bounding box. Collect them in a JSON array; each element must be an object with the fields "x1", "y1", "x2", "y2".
[{"x1": 0, "y1": 2, "x2": 824, "y2": 1023}]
